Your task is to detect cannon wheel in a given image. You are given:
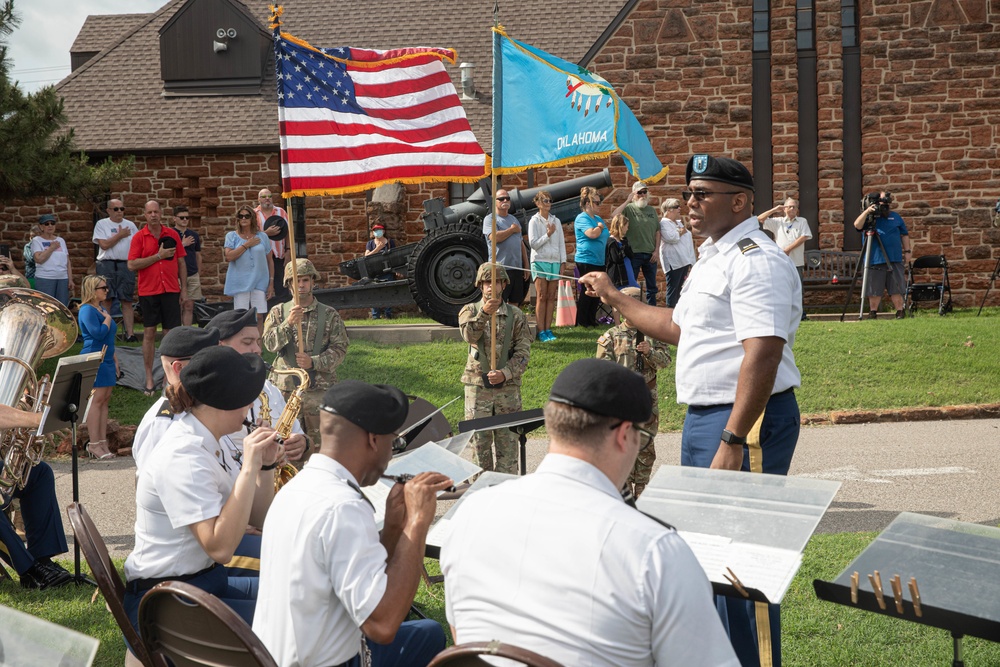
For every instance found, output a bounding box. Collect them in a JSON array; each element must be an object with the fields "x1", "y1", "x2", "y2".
[{"x1": 407, "y1": 223, "x2": 488, "y2": 327}]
